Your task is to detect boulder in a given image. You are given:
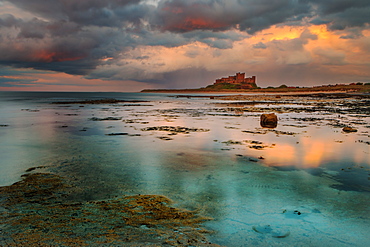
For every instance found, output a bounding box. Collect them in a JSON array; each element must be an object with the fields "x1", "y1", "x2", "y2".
[
  {"x1": 342, "y1": 127, "x2": 357, "y2": 133},
  {"x1": 260, "y1": 113, "x2": 278, "y2": 128}
]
